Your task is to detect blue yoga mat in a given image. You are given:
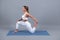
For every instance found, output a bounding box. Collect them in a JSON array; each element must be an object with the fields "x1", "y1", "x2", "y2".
[{"x1": 7, "y1": 30, "x2": 49, "y2": 36}]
